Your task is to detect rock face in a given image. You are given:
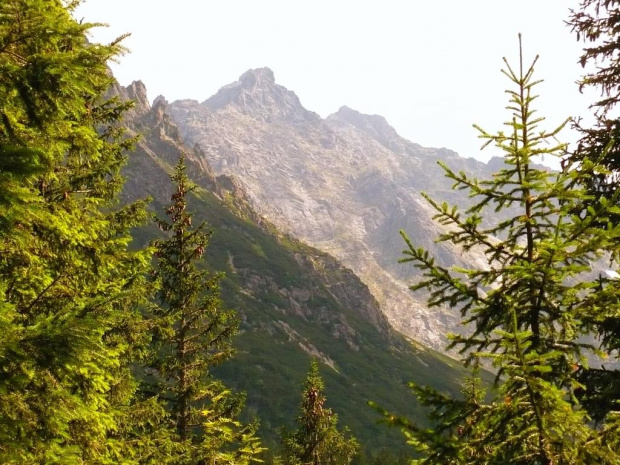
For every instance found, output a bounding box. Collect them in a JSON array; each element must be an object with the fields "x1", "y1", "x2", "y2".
[
  {"x1": 113, "y1": 78, "x2": 395, "y2": 348},
  {"x1": 112, "y1": 80, "x2": 471, "y2": 450},
  {"x1": 205, "y1": 67, "x2": 319, "y2": 125},
  {"x1": 164, "y1": 68, "x2": 500, "y2": 351}
]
